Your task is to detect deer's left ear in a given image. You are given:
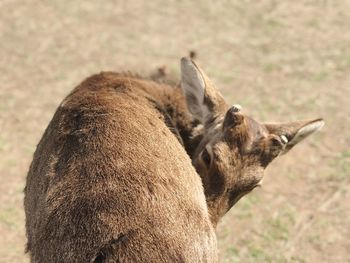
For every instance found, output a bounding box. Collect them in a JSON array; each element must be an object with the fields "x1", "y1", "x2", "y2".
[
  {"x1": 180, "y1": 57, "x2": 227, "y2": 123},
  {"x1": 264, "y1": 118, "x2": 324, "y2": 154}
]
